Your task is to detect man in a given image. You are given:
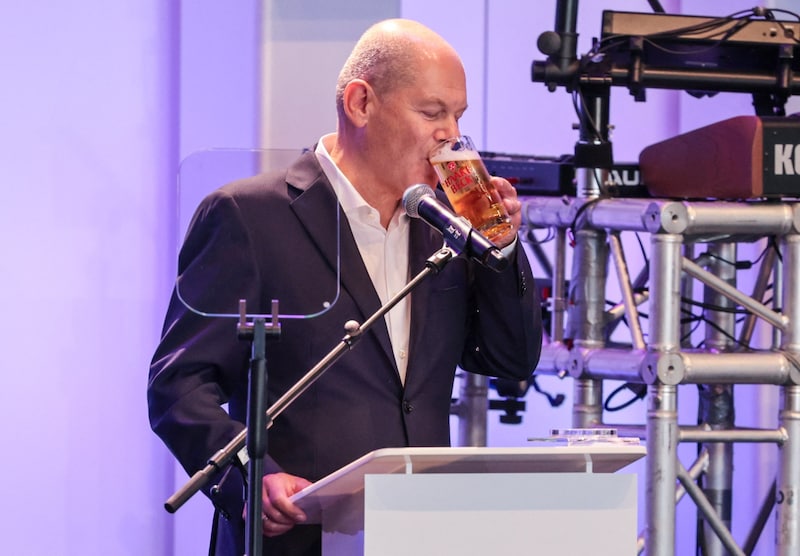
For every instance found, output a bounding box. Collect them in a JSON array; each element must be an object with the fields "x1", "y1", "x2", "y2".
[{"x1": 149, "y1": 18, "x2": 542, "y2": 555}]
